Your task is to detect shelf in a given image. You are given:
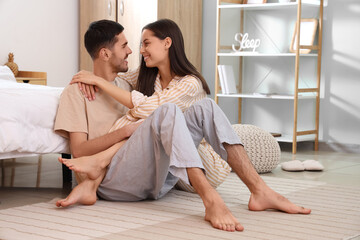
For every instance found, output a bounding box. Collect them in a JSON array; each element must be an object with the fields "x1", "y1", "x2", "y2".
[
  {"x1": 217, "y1": 93, "x2": 316, "y2": 99},
  {"x1": 218, "y1": 52, "x2": 318, "y2": 57},
  {"x1": 215, "y1": 0, "x2": 324, "y2": 154},
  {"x1": 219, "y1": 2, "x2": 320, "y2": 10},
  {"x1": 275, "y1": 134, "x2": 315, "y2": 143}
]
